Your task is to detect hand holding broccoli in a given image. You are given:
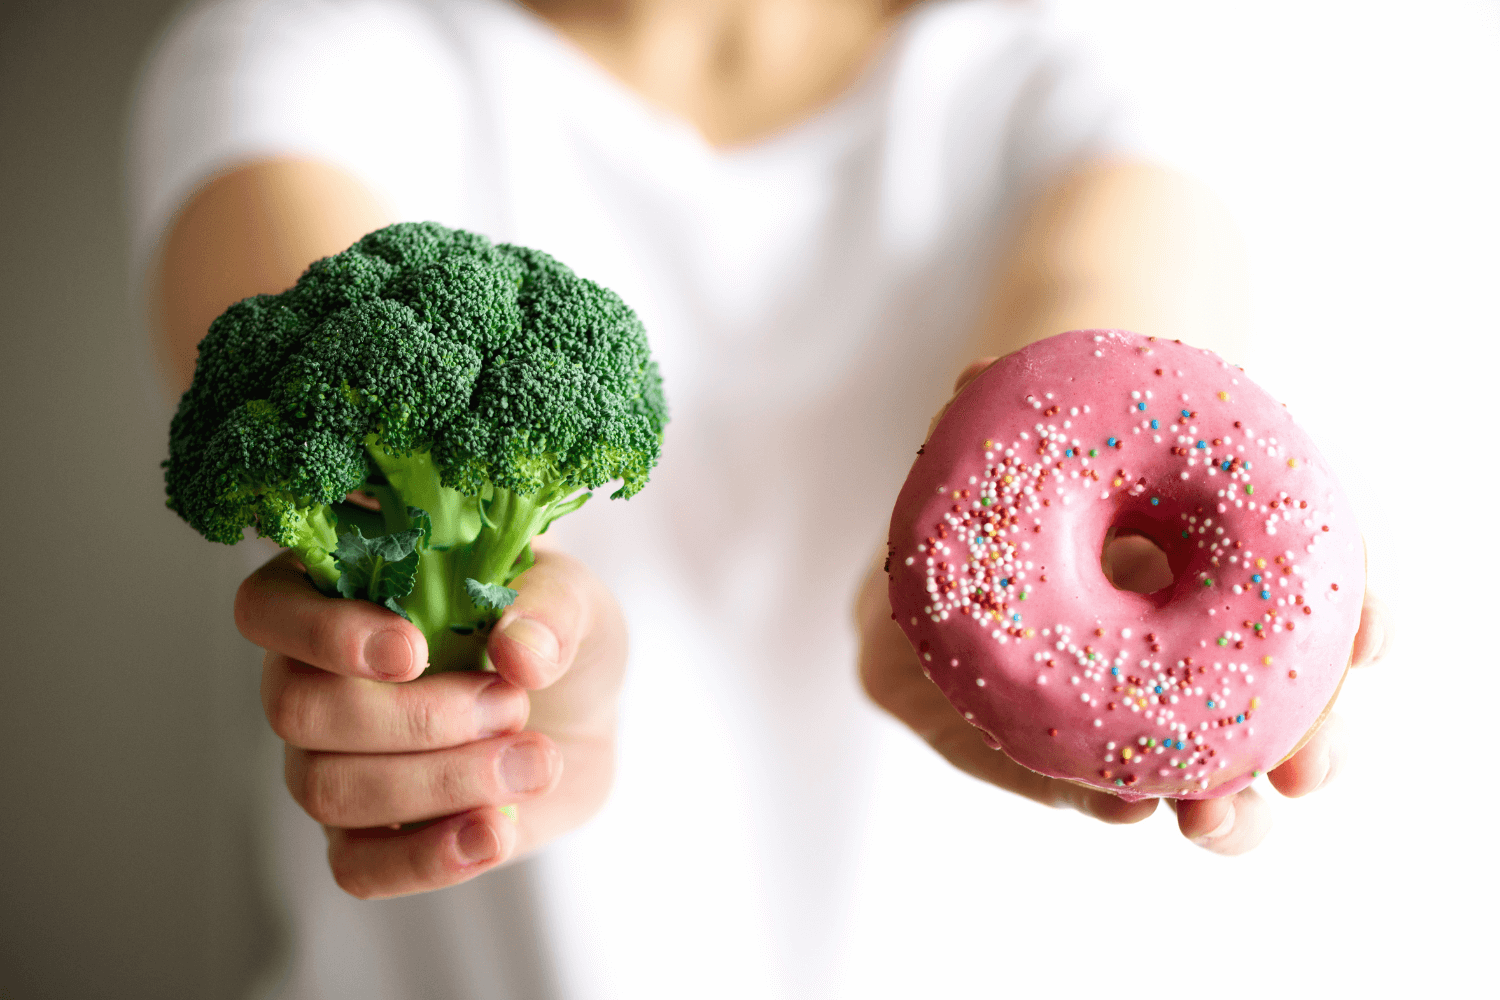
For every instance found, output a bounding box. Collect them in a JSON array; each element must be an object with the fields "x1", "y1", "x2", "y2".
[
  {"x1": 240, "y1": 544, "x2": 626, "y2": 896},
  {"x1": 167, "y1": 222, "x2": 664, "y2": 893}
]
